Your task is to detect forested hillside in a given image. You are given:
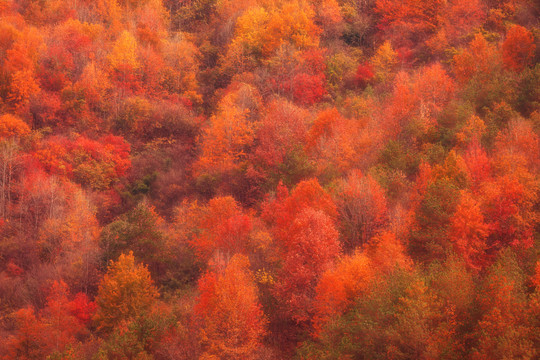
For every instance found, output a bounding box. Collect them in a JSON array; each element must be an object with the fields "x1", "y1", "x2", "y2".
[{"x1": 0, "y1": 0, "x2": 539, "y2": 358}]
